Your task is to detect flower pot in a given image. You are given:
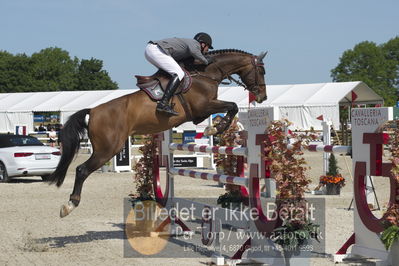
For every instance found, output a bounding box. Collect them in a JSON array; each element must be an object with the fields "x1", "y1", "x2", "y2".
[
  {"x1": 229, "y1": 202, "x2": 242, "y2": 210},
  {"x1": 326, "y1": 183, "x2": 341, "y2": 195},
  {"x1": 283, "y1": 239, "x2": 311, "y2": 266}
]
